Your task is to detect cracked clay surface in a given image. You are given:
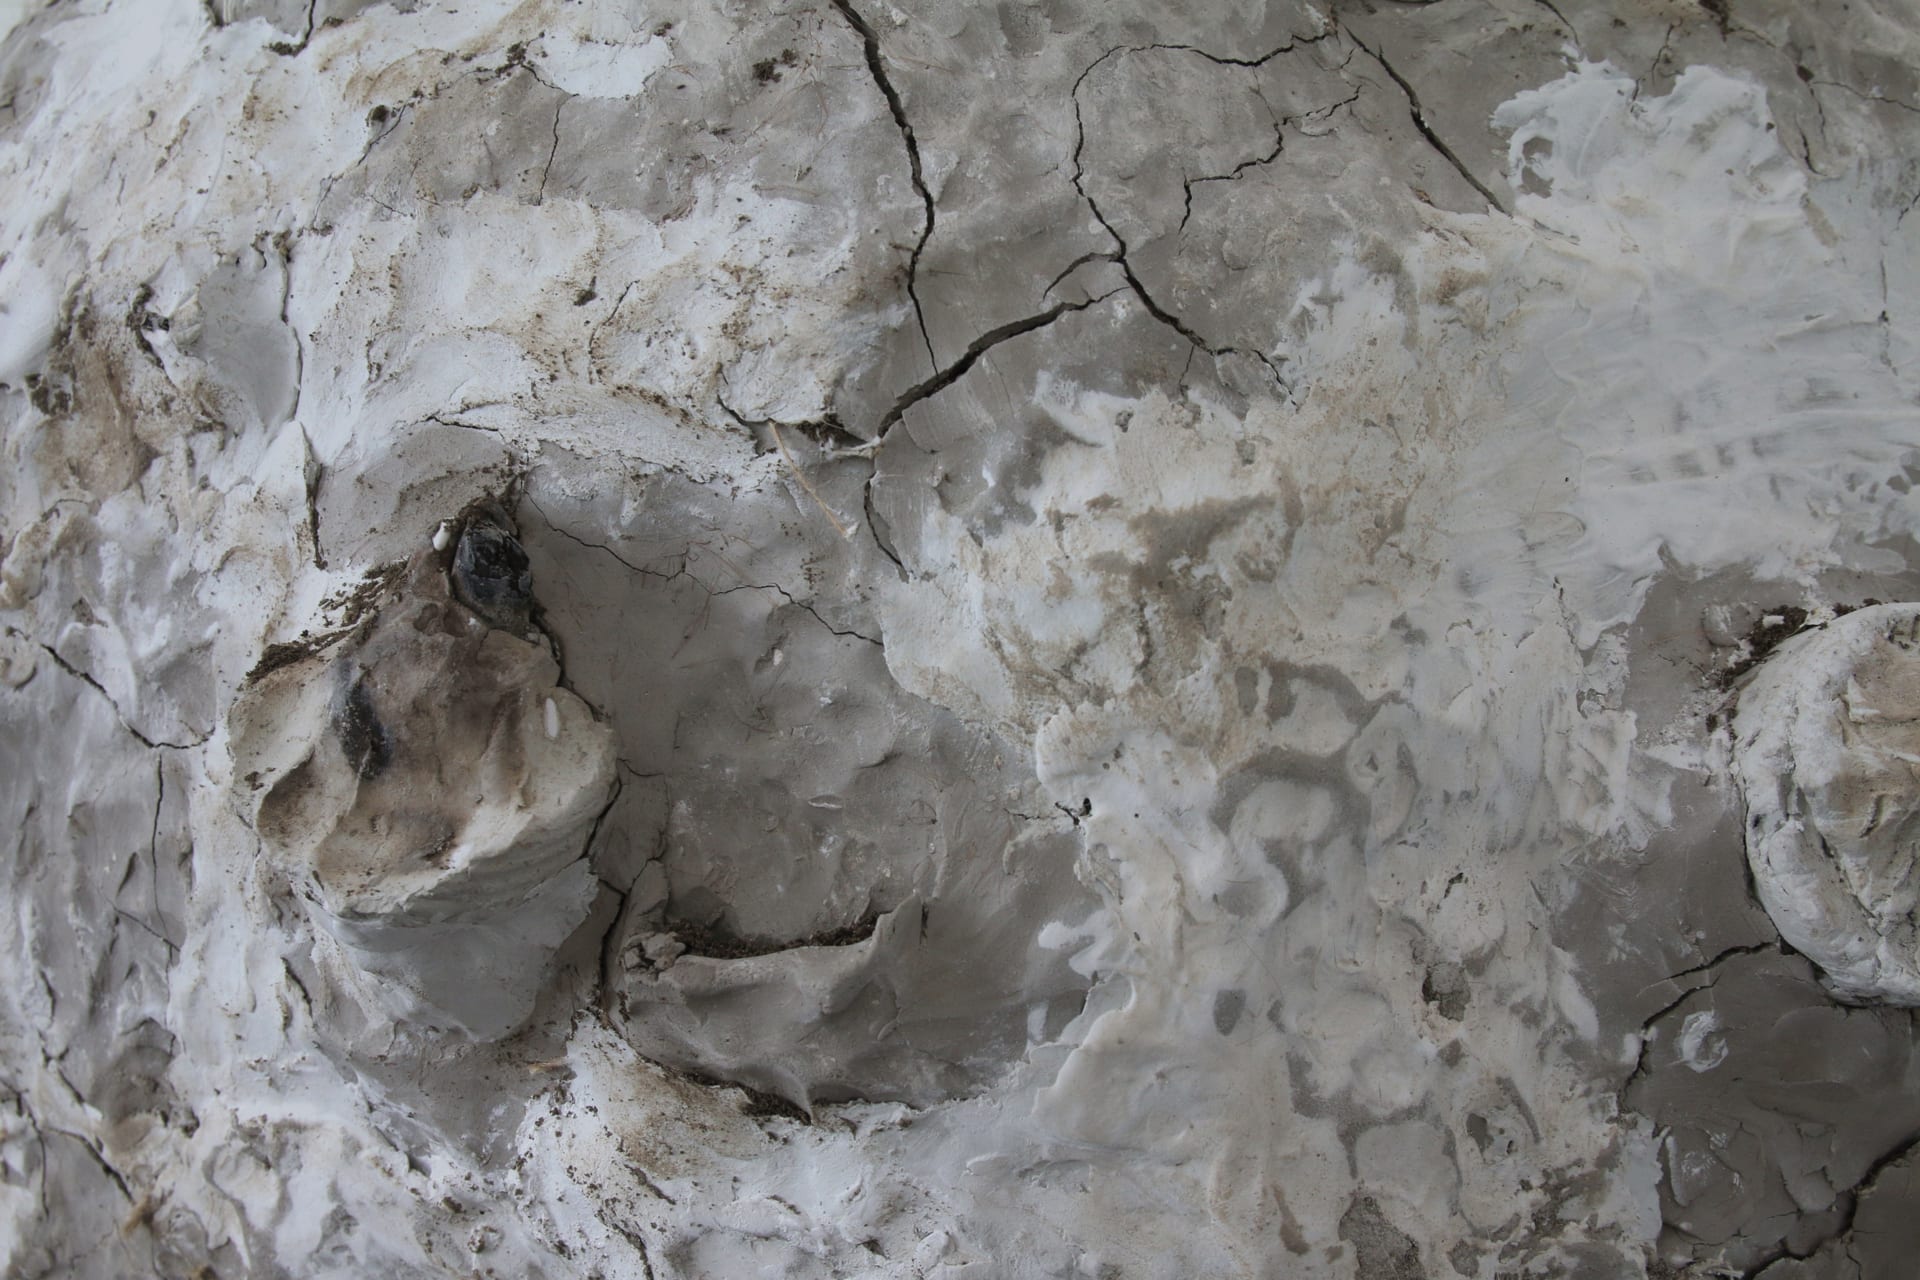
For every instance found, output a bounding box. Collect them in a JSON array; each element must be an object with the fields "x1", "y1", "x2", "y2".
[{"x1": 2, "y1": 1, "x2": 1920, "y2": 1277}]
